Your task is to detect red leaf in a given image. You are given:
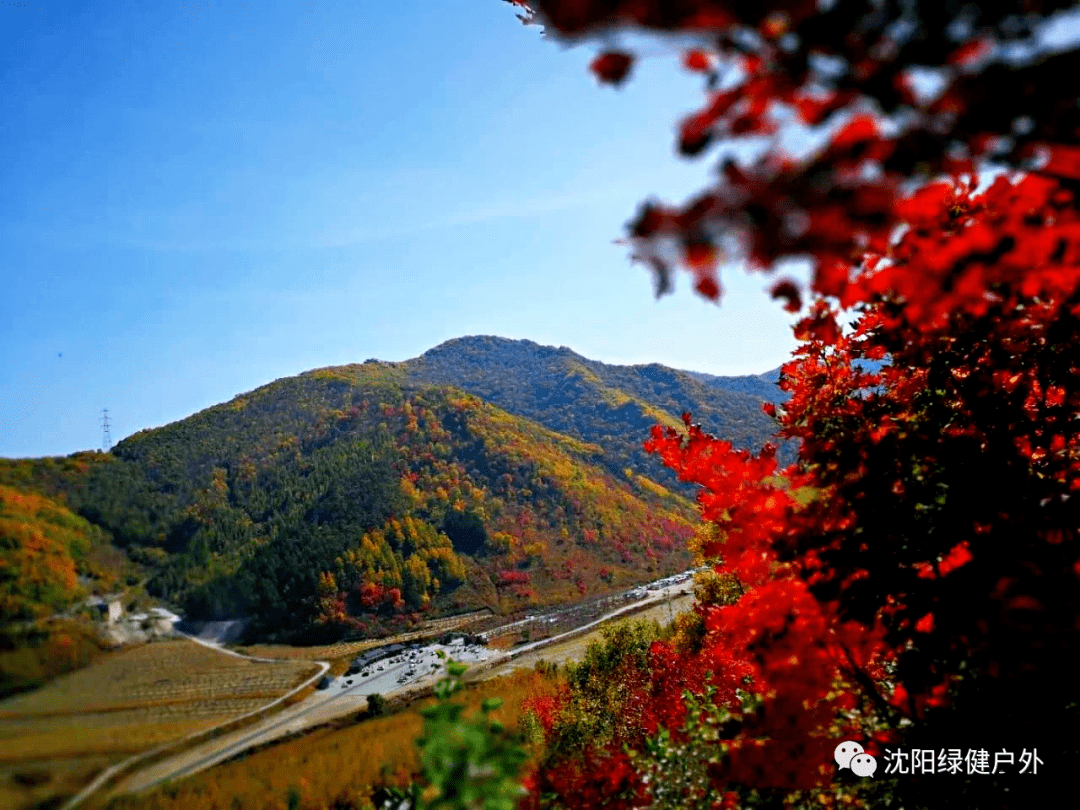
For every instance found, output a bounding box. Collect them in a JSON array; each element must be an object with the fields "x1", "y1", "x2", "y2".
[
  {"x1": 590, "y1": 51, "x2": 633, "y2": 85},
  {"x1": 831, "y1": 114, "x2": 878, "y2": 152},
  {"x1": 1043, "y1": 144, "x2": 1080, "y2": 180},
  {"x1": 1007, "y1": 595, "x2": 1044, "y2": 611},
  {"x1": 760, "y1": 12, "x2": 790, "y2": 40},
  {"x1": 629, "y1": 202, "x2": 672, "y2": 239},
  {"x1": 682, "y1": 48, "x2": 714, "y2": 72},
  {"x1": 770, "y1": 279, "x2": 802, "y2": 312},
  {"x1": 939, "y1": 541, "x2": 973, "y2": 575},
  {"x1": 948, "y1": 37, "x2": 994, "y2": 67},
  {"x1": 695, "y1": 274, "x2": 721, "y2": 300},
  {"x1": 684, "y1": 240, "x2": 718, "y2": 272},
  {"x1": 678, "y1": 90, "x2": 742, "y2": 156},
  {"x1": 814, "y1": 258, "x2": 851, "y2": 299},
  {"x1": 793, "y1": 94, "x2": 834, "y2": 125}
]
